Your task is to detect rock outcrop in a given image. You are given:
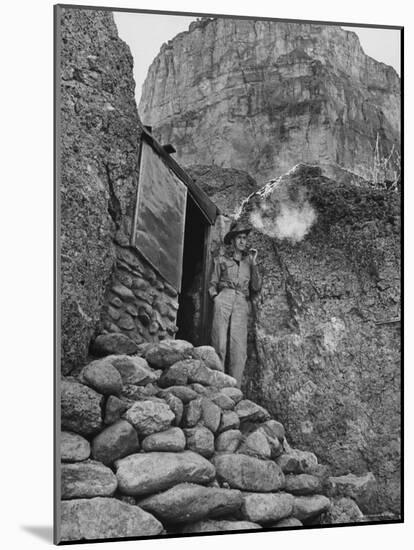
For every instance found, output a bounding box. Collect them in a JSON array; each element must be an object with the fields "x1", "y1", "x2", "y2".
[
  {"x1": 59, "y1": 8, "x2": 141, "y2": 374},
  {"x1": 139, "y1": 18, "x2": 400, "y2": 185},
  {"x1": 186, "y1": 165, "x2": 258, "y2": 216},
  {"x1": 235, "y1": 163, "x2": 400, "y2": 515},
  {"x1": 59, "y1": 338, "x2": 372, "y2": 541}
]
